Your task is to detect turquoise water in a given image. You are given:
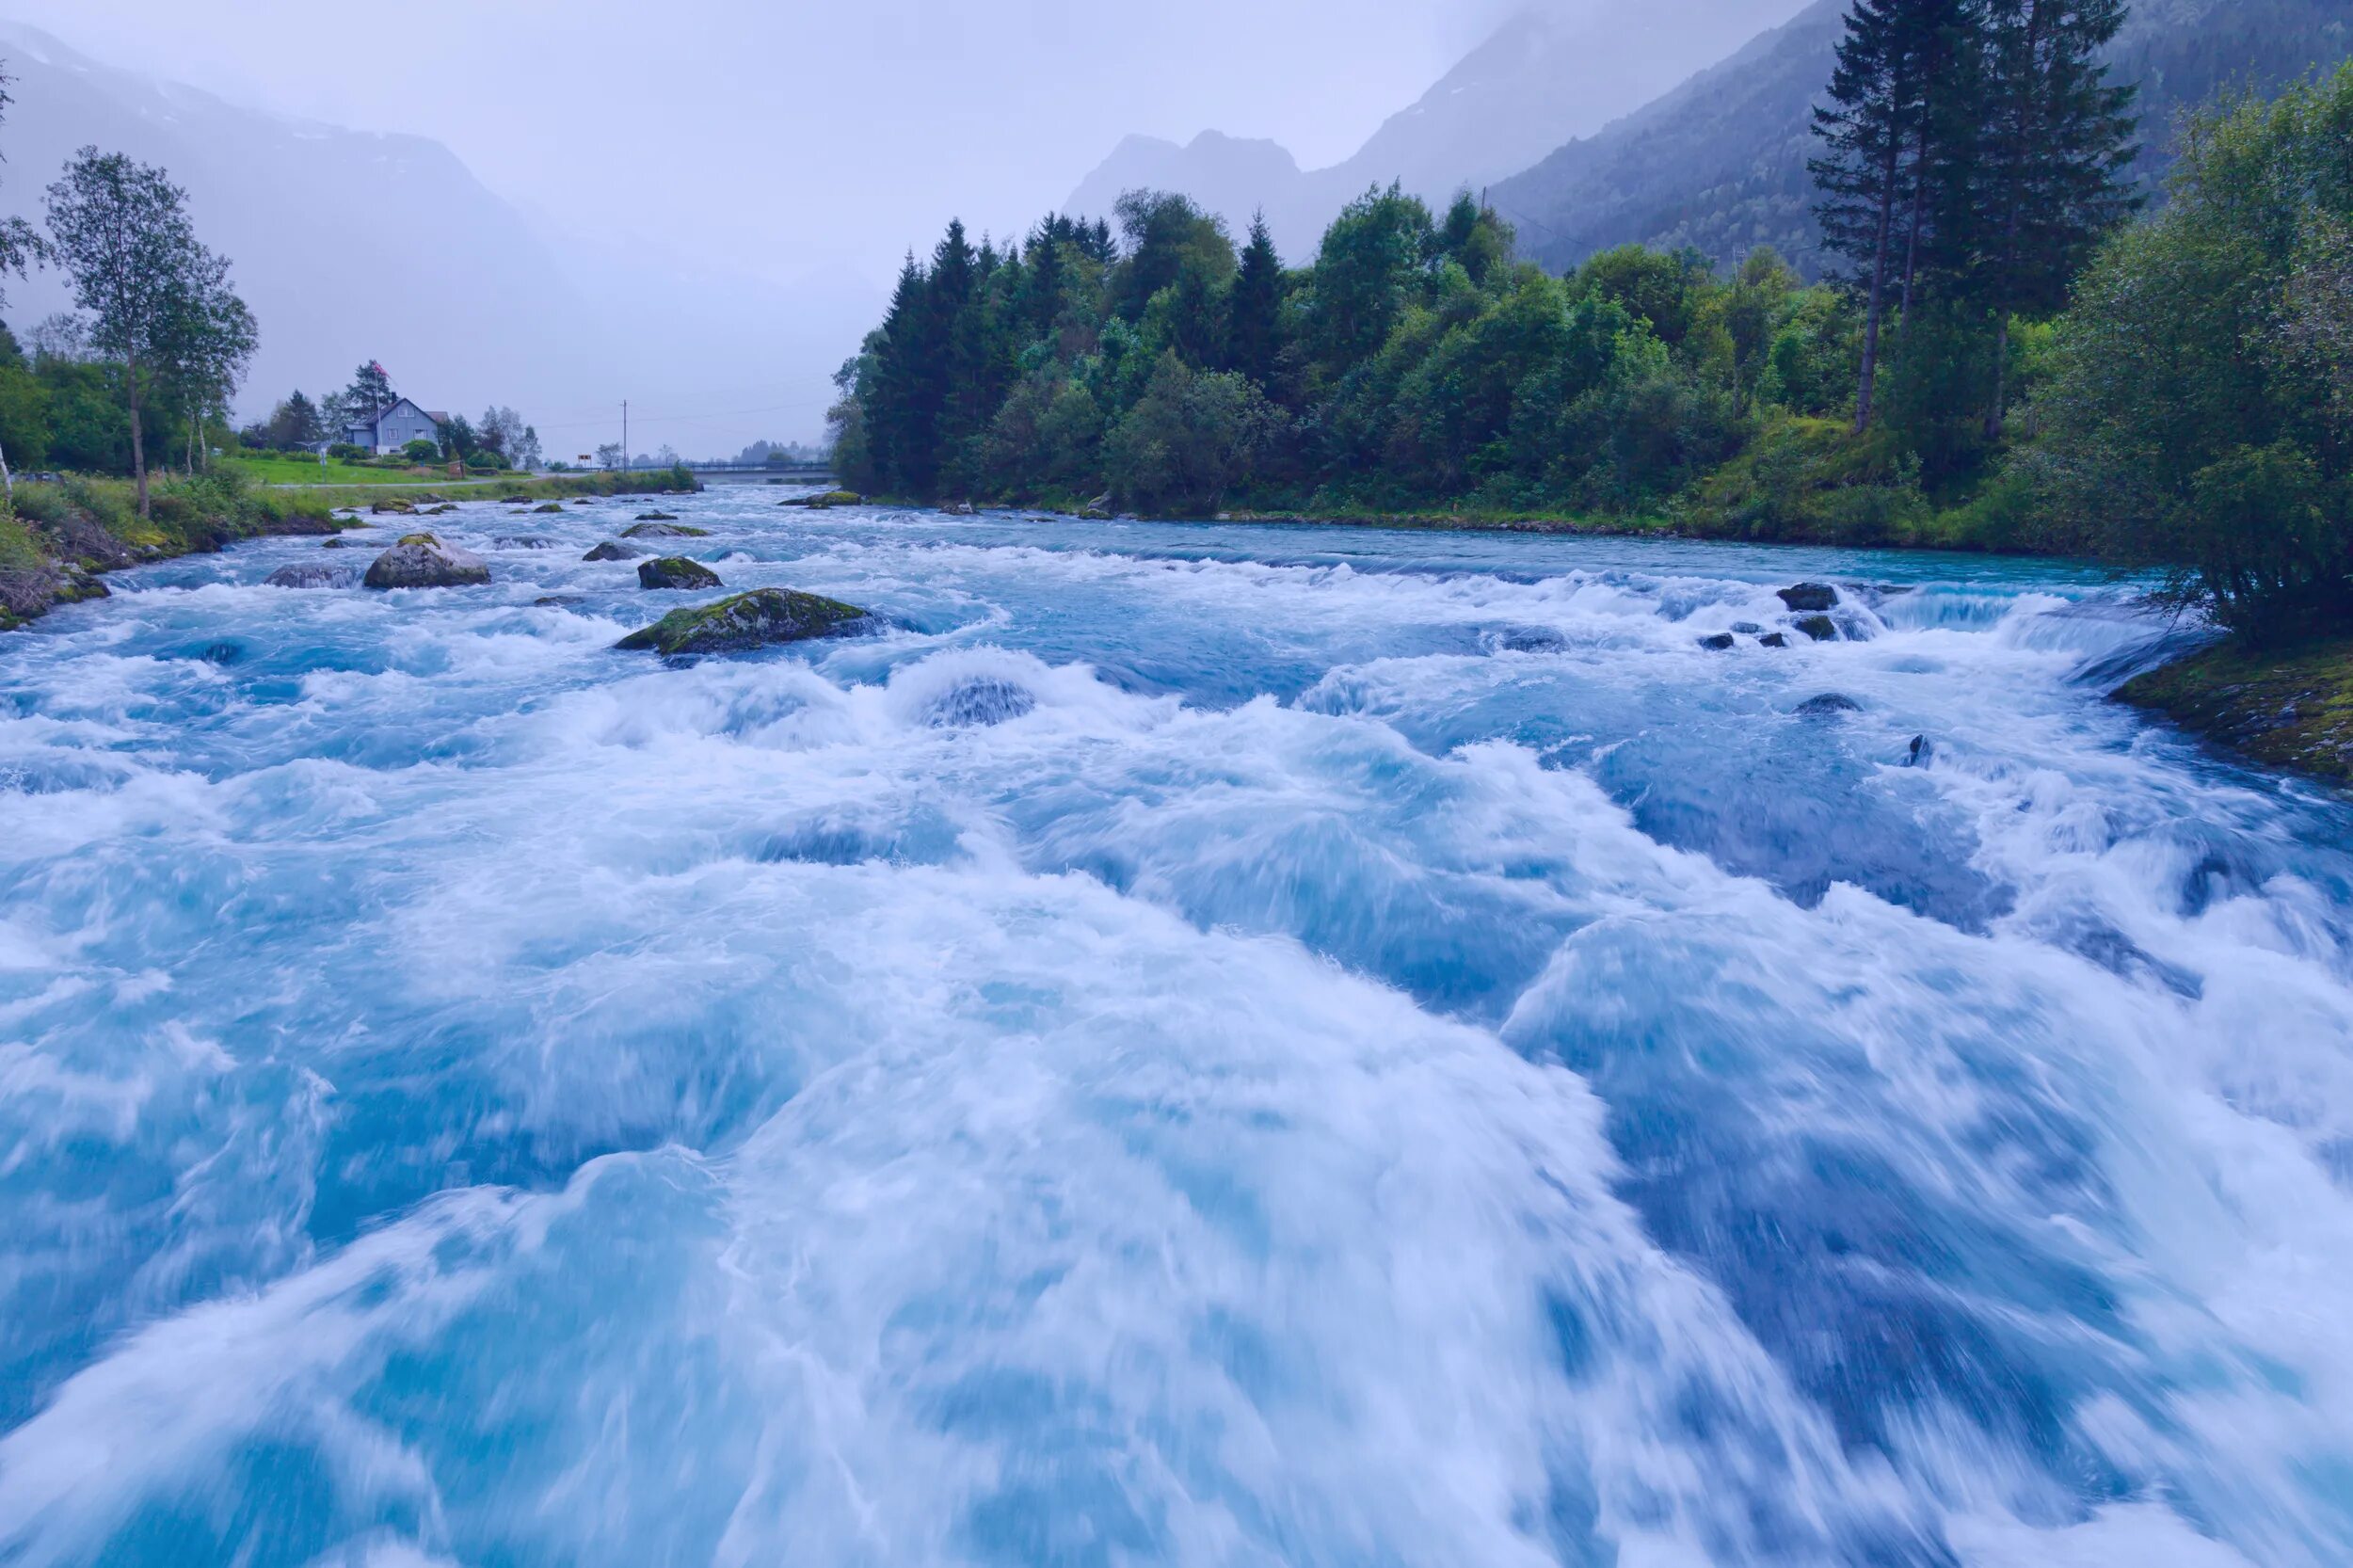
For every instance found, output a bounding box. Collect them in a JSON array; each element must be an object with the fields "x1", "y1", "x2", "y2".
[{"x1": 1, "y1": 492, "x2": 2348, "y2": 1566}]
